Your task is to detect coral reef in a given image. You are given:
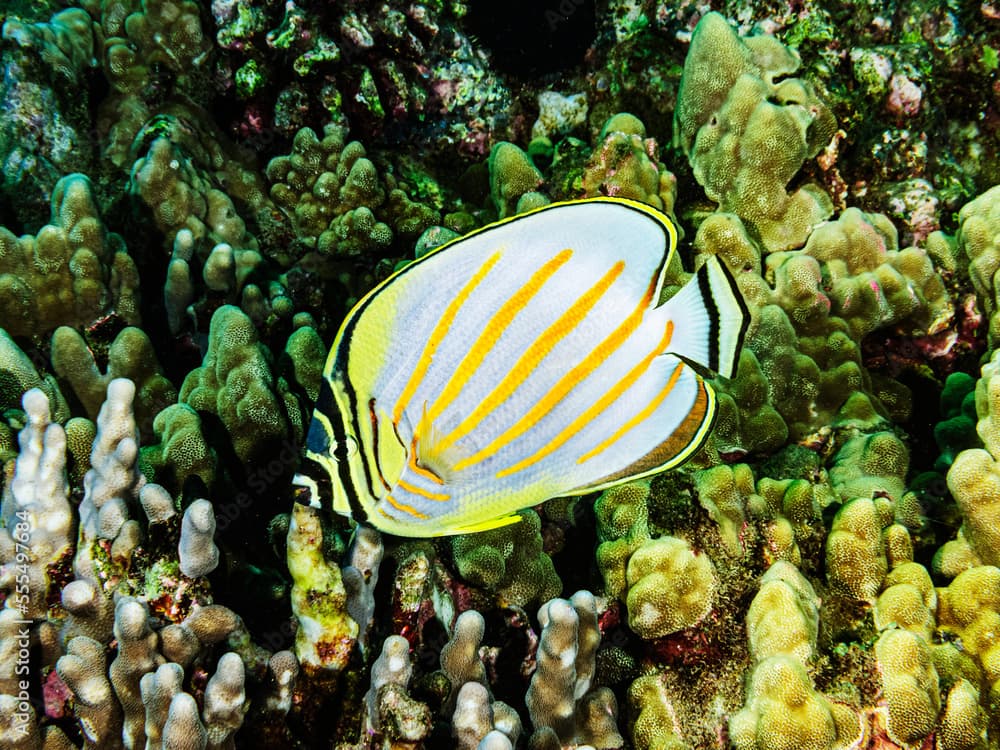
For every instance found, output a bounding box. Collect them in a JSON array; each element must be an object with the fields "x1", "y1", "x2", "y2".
[
  {"x1": 1, "y1": 1, "x2": 1000, "y2": 749},
  {"x1": 674, "y1": 11, "x2": 837, "y2": 252},
  {"x1": 0, "y1": 173, "x2": 139, "y2": 338}
]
